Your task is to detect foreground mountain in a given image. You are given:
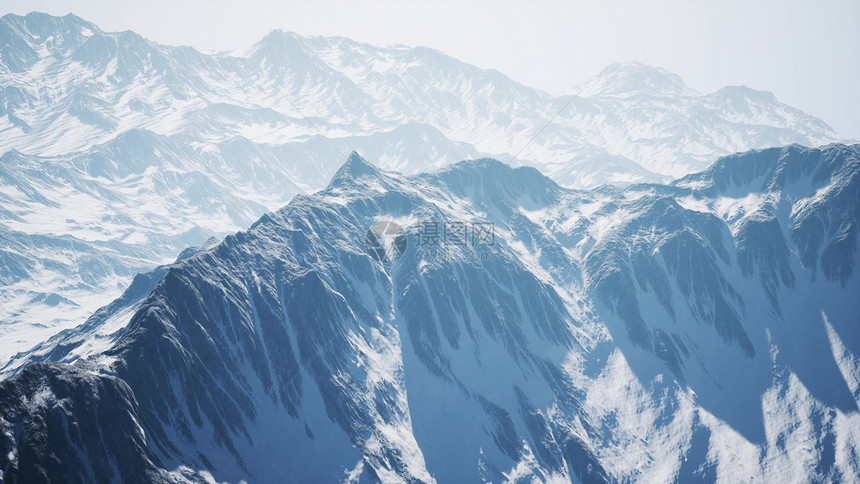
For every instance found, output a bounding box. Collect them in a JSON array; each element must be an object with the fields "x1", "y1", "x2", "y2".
[{"x1": 1, "y1": 146, "x2": 857, "y2": 482}]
